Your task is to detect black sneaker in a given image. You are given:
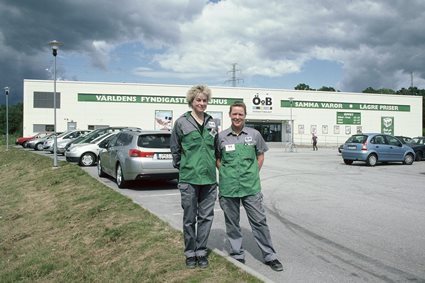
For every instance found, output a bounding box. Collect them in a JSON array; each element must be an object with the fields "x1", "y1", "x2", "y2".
[
  {"x1": 185, "y1": 256, "x2": 196, "y2": 269},
  {"x1": 235, "y1": 258, "x2": 245, "y2": 264},
  {"x1": 197, "y1": 256, "x2": 209, "y2": 268},
  {"x1": 265, "y1": 259, "x2": 283, "y2": 272}
]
